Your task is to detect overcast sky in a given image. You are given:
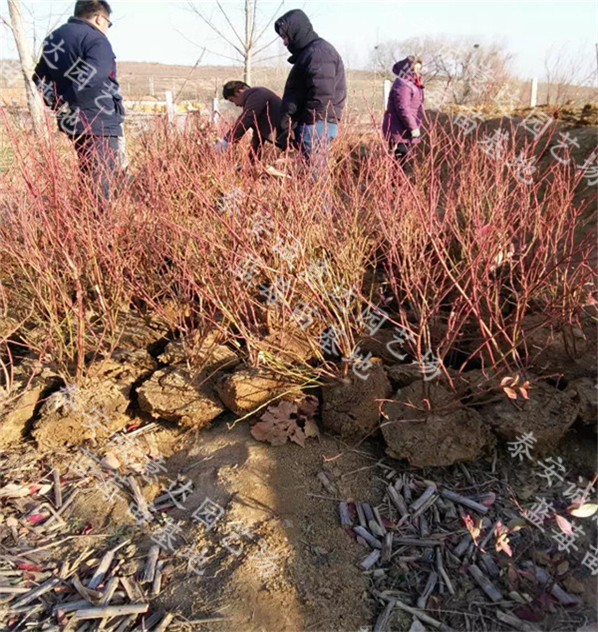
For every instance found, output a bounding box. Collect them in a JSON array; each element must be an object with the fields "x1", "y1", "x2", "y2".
[{"x1": 1, "y1": 0, "x2": 596, "y2": 79}]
